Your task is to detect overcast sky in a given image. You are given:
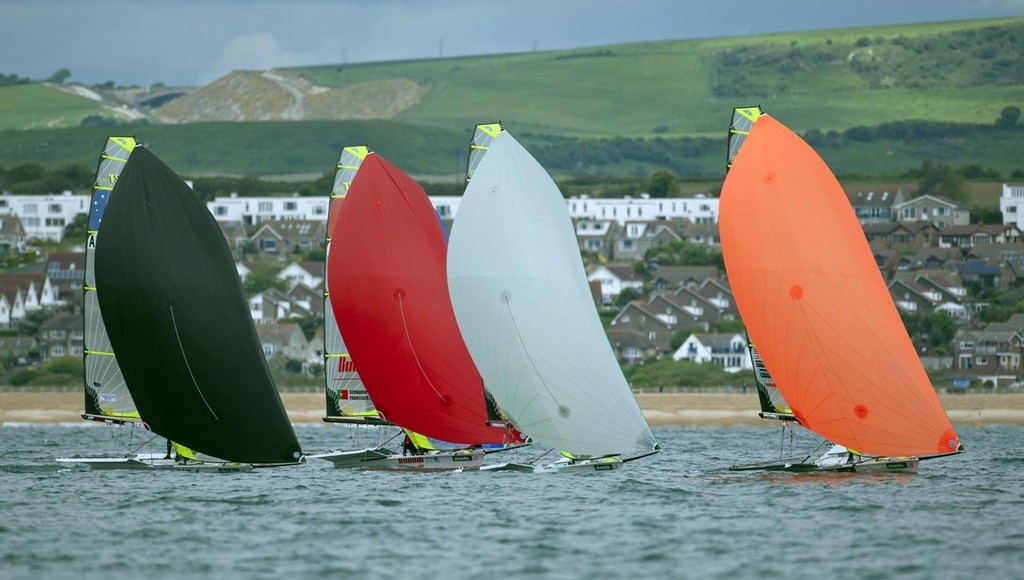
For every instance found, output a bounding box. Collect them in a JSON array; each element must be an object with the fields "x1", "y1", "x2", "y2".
[{"x1": 2, "y1": 0, "x2": 1022, "y2": 88}]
